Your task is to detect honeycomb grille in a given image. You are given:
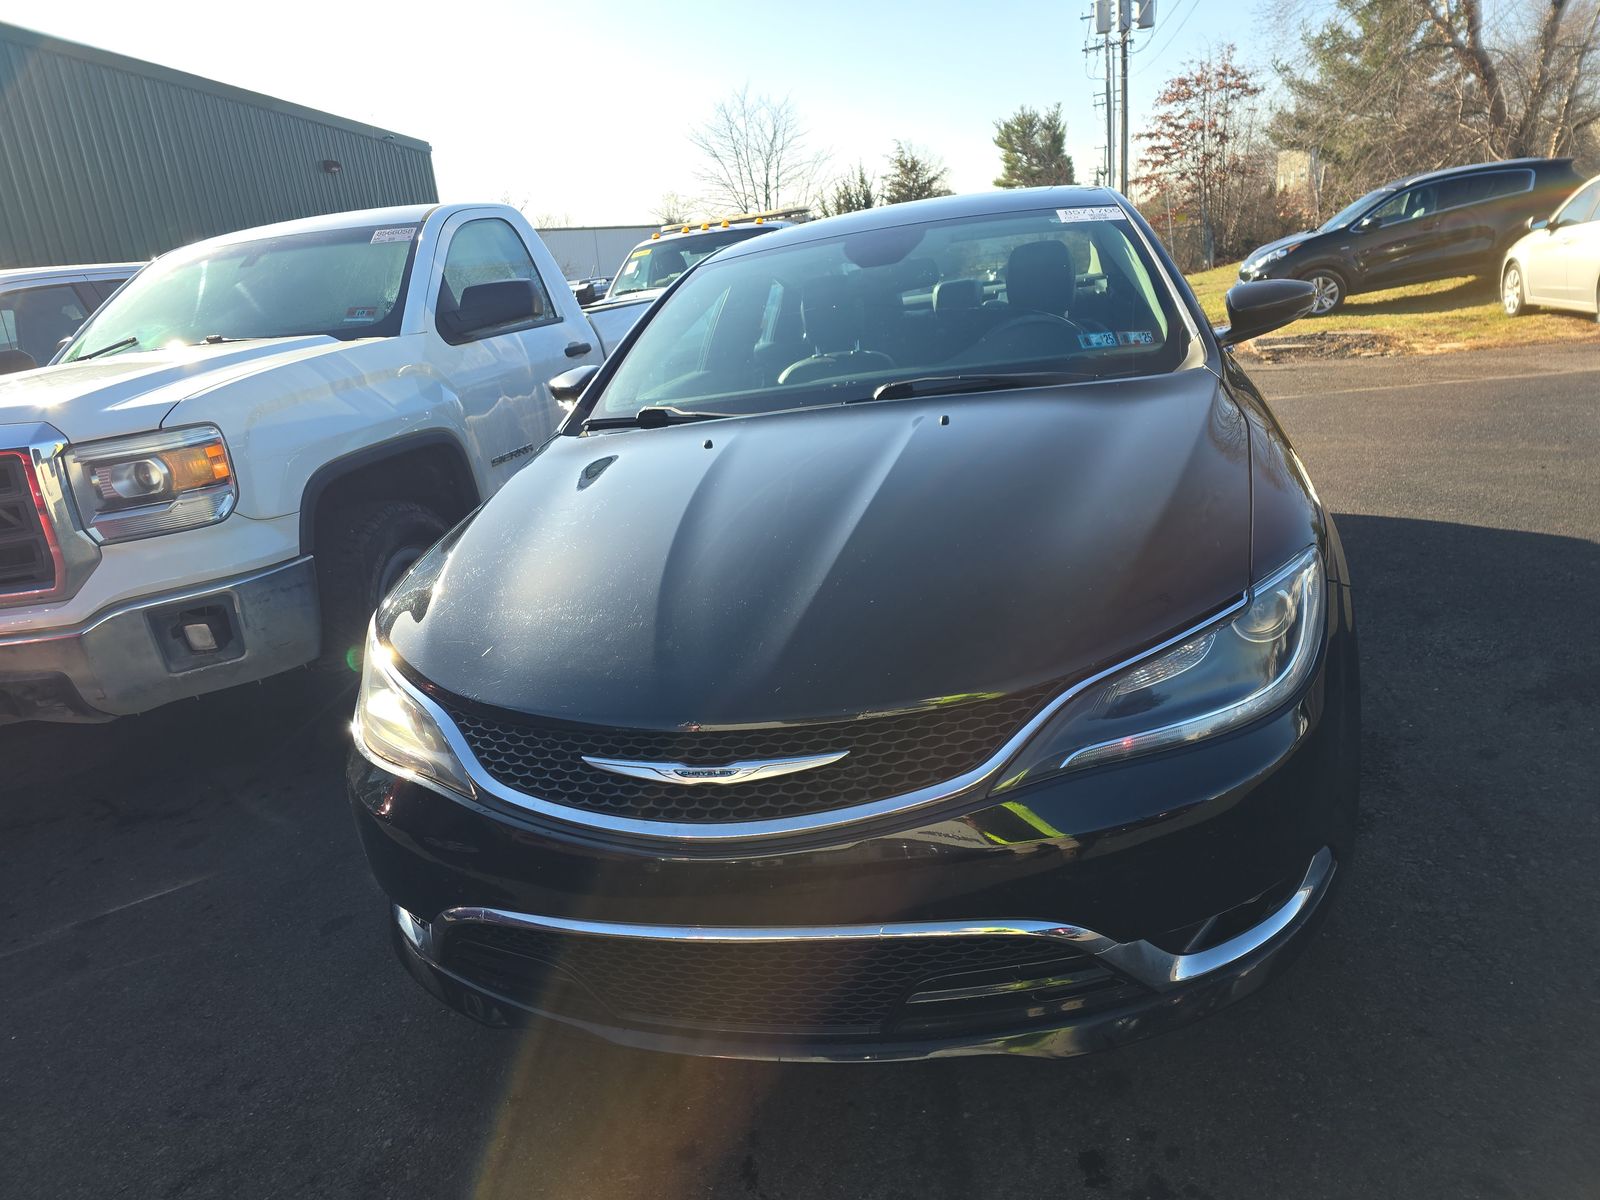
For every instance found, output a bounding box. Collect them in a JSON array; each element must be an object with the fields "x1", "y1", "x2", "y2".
[
  {"x1": 437, "y1": 685, "x2": 1057, "y2": 823},
  {"x1": 444, "y1": 926, "x2": 1095, "y2": 1035}
]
